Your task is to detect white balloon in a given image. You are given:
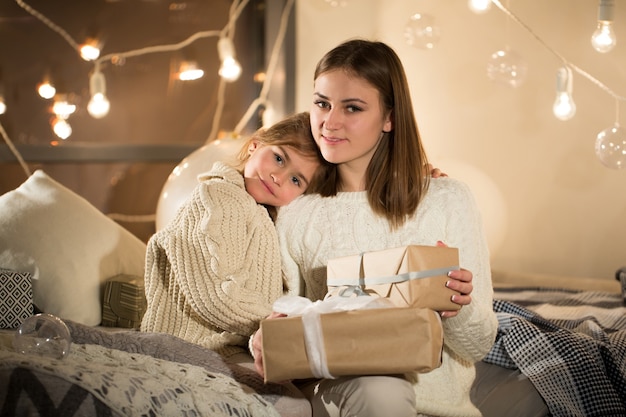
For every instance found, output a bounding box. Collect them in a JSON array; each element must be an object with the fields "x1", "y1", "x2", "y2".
[
  {"x1": 435, "y1": 159, "x2": 508, "y2": 257},
  {"x1": 155, "y1": 136, "x2": 246, "y2": 231}
]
